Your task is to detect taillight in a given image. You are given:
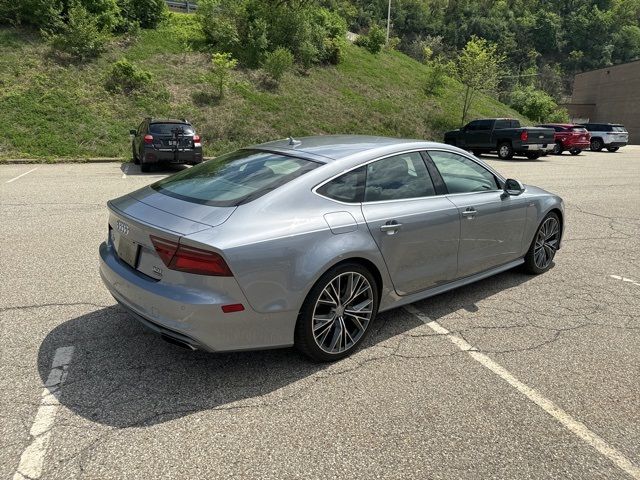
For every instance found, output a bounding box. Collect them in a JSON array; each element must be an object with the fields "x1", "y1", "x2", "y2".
[
  {"x1": 144, "y1": 134, "x2": 154, "y2": 144},
  {"x1": 150, "y1": 236, "x2": 232, "y2": 276},
  {"x1": 520, "y1": 130, "x2": 528, "y2": 141},
  {"x1": 193, "y1": 135, "x2": 201, "y2": 143}
]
